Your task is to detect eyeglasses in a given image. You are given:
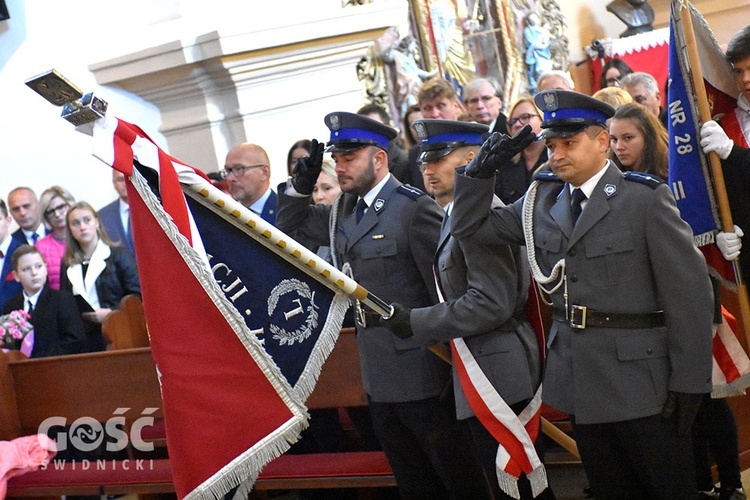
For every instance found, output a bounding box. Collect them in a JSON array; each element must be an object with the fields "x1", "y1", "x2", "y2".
[
  {"x1": 219, "y1": 164, "x2": 266, "y2": 179},
  {"x1": 605, "y1": 77, "x2": 621, "y2": 86},
  {"x1": 466, "y1": 95, "x2": 498, "y2": 106},
  {"x1": 44, "y1": 204, "x2": 69, "y2": 218},
  {"x1": 508, "y1": 113, "x2": 540, "y2": 127}
]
